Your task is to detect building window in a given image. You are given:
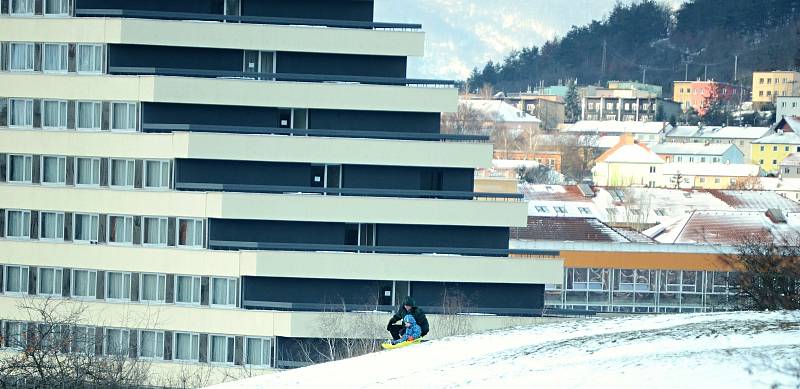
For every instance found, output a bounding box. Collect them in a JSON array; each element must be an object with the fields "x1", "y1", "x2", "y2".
[
  {"x1": 5, "y1": 210, "x2": 31, "y2": 239},
  {"x1": 37, "y1": 267, "x2": 63, "y2": 297},
  {"x1": 71, "y1": 269, "x2": 97, "y2": 298},
  {"x1": 759, "y1": 160, "x2": 764, "y2": 165},
  {"x1": 142, "y1": 217, "x2": 168, "y2": 246},
  {"x1": 7, "y1": 154, "x2": 33, "y2": 183},
  {"x1": 759, "y1": 146, "x2": 765, "y2": 152},
  {"x1": 177, "y1": 218, "x2": 204, "y2": 248},
  {"x1": 139, "y1": 330, "x2": 165, "y2": 360},
  {"x1": 773, "y1": 146, "x2": 778, "y2": 152},
  {"x1": 9, "y1": 43, "x2": 34, "y2": 70},
  {"x1": 699, "y1": 177, "x2": 706, "y2": 183},
  {"x1": 211, "y1": 277, "x2": 236, "y2": 307},
  {"x1": 534, "y1": 206, "x2": 548, "y2": 213},
  {"x1": 4, "y1": 265, "x2": 29, "y2": 294},
  {"x1": 73, "y1": 213, "x2": 99, "y2": 243},
  {"x1": 175, "y1": 275, "x2": 201, "y2": 305},
  {"x1": 41, "y1": 155, "x2": 67, "y2": 185},
  {"x1": 76, "y1": 101, "x2": 102, "y2": 130},
  {"x1": 629, "y1": 209, "x2": 642, "y2": 216},
  {"x1": 9, "y1": 99, "x2": 34, "y2": 127},
  {"x1": 786, "y1": 146, "x2": 791, "y2": 152},
  {"x1": 44, "y1": 0, "x2": 69, "y2": 15},
  {"x1": 209, "y1": 335, "x2": 235, "y2": 364},
  {"x1": 174, "y1": 333, "x2": 200, "y2": 362},
  {"x1": 649, "y1": 166, "x2": 656, "y2": 173},
  {"x1": 104, "y1": 328, "x2": 130, "y2": 357},
  {"x1": 108, "y1": 215, "x2": 134, "y2": 244},
  {"x1": 4, "y1": 322, "x2": 28, "y2": 349},
  {"x1": 700, "y1": 157, "x2": 706, "y2": 163},
  {"x1": 110, "y1": 159, "x2": 135, "y2": 188},
  {"x1": 42, "y1": 100, "x2": 68, "y2": 129},
  {"x1": 43, "y1": 43, "x2": 68, "y2": 73},
  {"x1": 714, "y1": 178, "x2": 721, "y2": 184},
  {"x1": 245, "y1": 337, "x2": 272, "y2": 367},
  {"x1": 71, "y1": 325, "x2": 96, "y2": 354},
  {"x1": 75, "y1": 157, "x2": 101, "y2": 186},
  {"x1": 111, "y1": 102, "x2": 136, "y2": 131},
  {"x1": 77, "y1": 44, "x2": 103, "y2": 73},
  {"x1": 654, "y1": 209, "x2": 667, "y2": 216},
  {"x1": 106, "y1": 271, "x2": 131, "y2": 301},
  {"x1": 140, "y1": 273, "x2": 166, "y2": 303},
  {"x1": 554, "y1": 206, "x2": 567, "y2": 214},
  {"x1": 40, "y1": 211, "x2": 65, "y2": 240},
  {"x1": 144, "y1": 160, "x2": 170, "y2": 189},
  {"x1": 578, "y1": 207, "x2": 592, "y2": 215}
]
